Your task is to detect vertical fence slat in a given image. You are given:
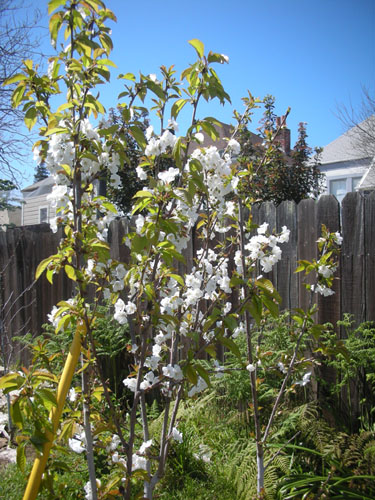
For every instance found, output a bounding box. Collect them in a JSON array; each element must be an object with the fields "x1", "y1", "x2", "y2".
[
  {"x1": 276, "y1": 201, "x2": 298, "y2": 311},
  {"x1": 341, "y1": 192, "x2": 366, "y2": 328},
  {"x1": 364, "y1": 191, "x2": 375, "y2": 322},
  {"x1": 297, "y1": 198, "x2": 317, "y2": 312},
  {"x1": 316, "y1": 195, "x2": 341, "y2": 327}
]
